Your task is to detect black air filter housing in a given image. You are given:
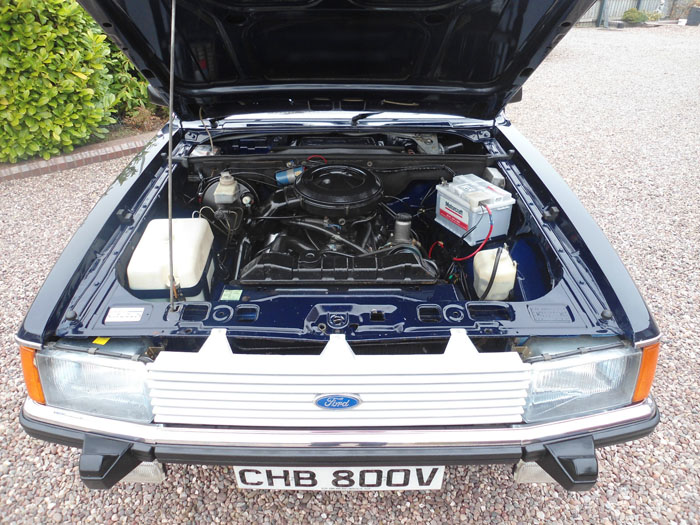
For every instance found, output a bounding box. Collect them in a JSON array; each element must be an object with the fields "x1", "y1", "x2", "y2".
[{"x1": 293, "y1": 165, "x2": 383, "y2": 217}]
